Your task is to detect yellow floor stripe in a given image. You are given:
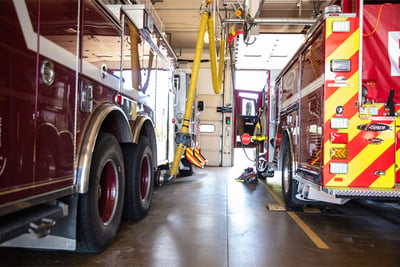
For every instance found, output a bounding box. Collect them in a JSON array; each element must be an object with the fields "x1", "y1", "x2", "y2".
[{"x1": 259, "y1": 179, "x2": 330, "y2": 250}]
